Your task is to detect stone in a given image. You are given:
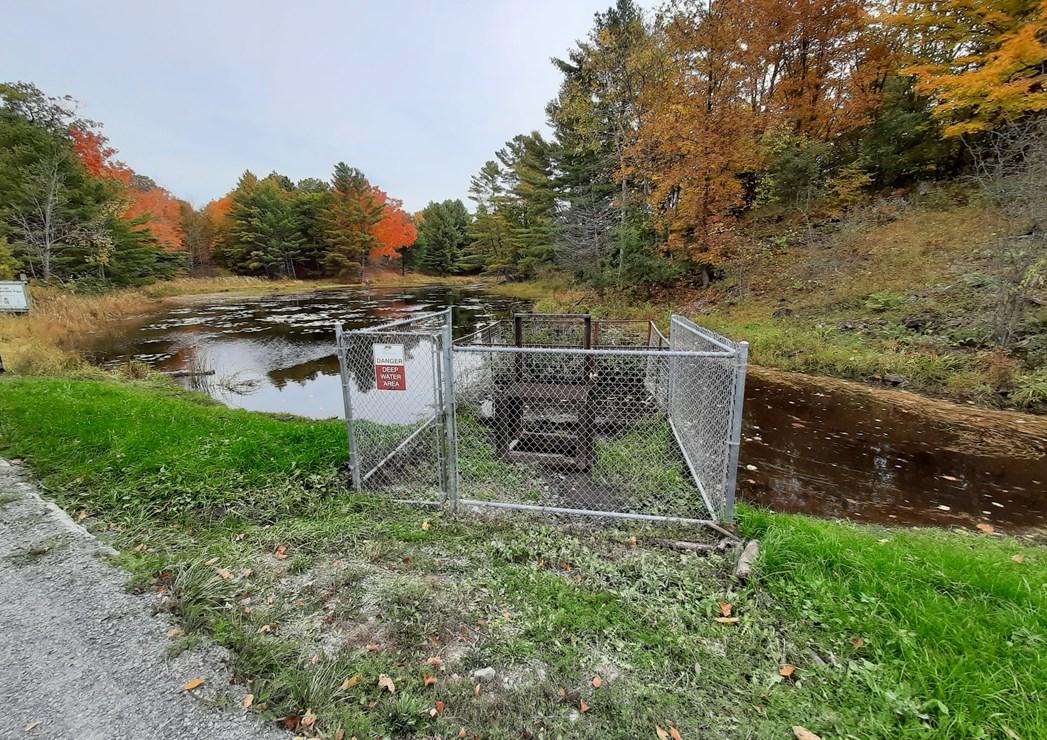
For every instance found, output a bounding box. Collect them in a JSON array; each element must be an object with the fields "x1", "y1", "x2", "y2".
[{"x1": 471, "y1": 666, "x2": 497, "y2": 683}]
